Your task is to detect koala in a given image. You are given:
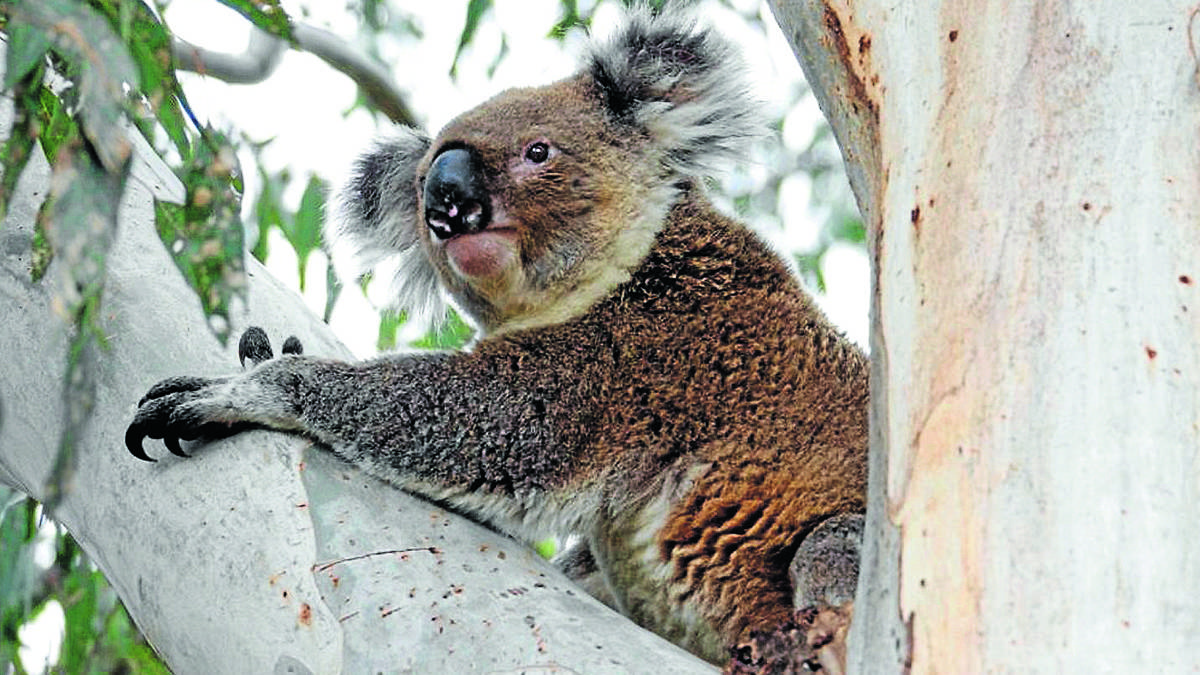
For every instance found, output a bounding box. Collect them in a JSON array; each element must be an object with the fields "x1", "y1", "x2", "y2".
[{"x1": 126, "y1": 8, "x2": 868, "y2": 666}]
